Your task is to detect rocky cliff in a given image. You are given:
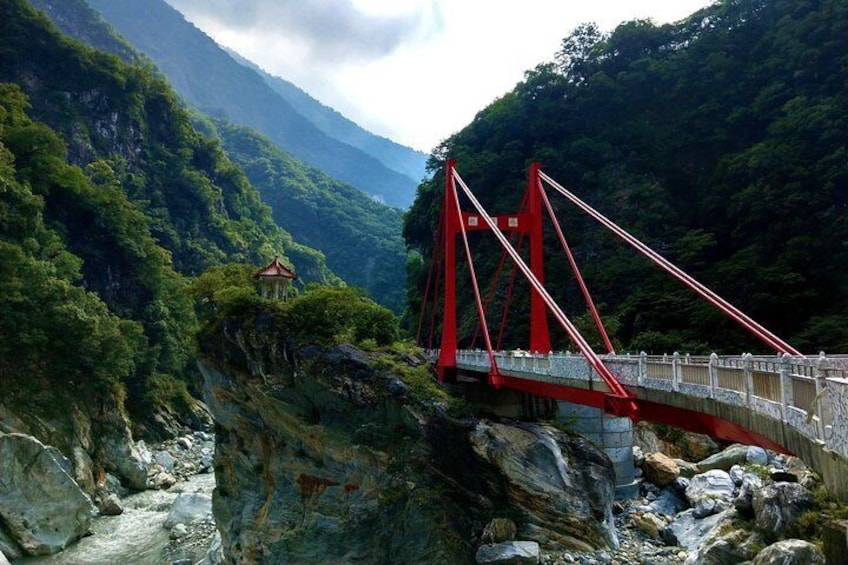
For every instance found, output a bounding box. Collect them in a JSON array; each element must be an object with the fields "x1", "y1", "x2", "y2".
[{"x1": 198, "y1": 312, "x2": 619, "y2": 563}]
